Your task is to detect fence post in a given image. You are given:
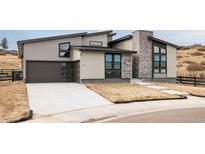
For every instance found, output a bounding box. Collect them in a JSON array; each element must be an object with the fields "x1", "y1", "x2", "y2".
[
  {"x1": 194, "y1": 77, "x2": 196, "y2": 86},
  {"x1": 180, "y1": 76, "x2": 182, "y2": 84},
  {"x1": 12, "y1": 71, "x2": 14, "y2": 82}
]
